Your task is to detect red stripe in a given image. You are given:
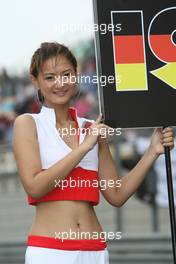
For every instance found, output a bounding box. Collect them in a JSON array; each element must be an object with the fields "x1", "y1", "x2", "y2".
[
  {"x1": 27, "y1": 235, "x2": 107, "y2": 250},
  {"x1": 150, "y1": 34, "x2": 176, "y2": 62},
  {"x1": 114, "y1": 35, "x2": 145, "y2": 64},
  {"x1": 68, "y1": 107, "x2": 80, "y2": 143}
]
